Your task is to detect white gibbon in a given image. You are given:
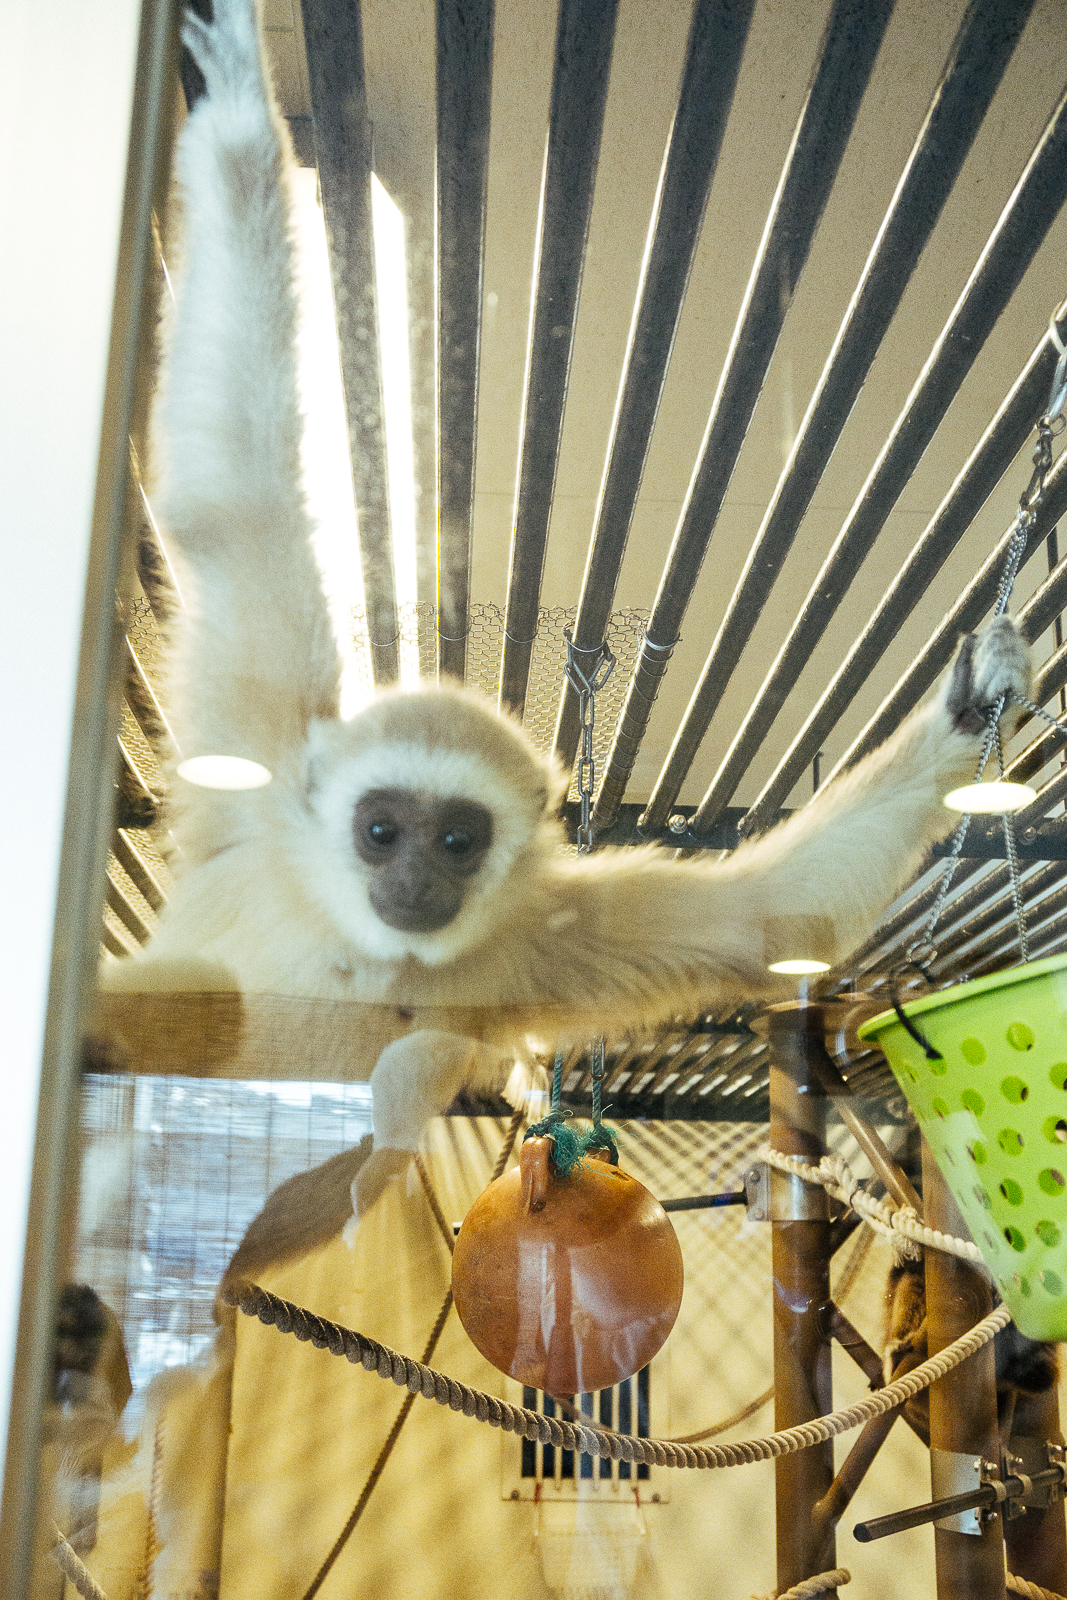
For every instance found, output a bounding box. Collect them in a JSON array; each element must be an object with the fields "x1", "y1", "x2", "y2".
[{"x1": 106, "y1": 0, "x2": 1031, "y2": 1200}]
